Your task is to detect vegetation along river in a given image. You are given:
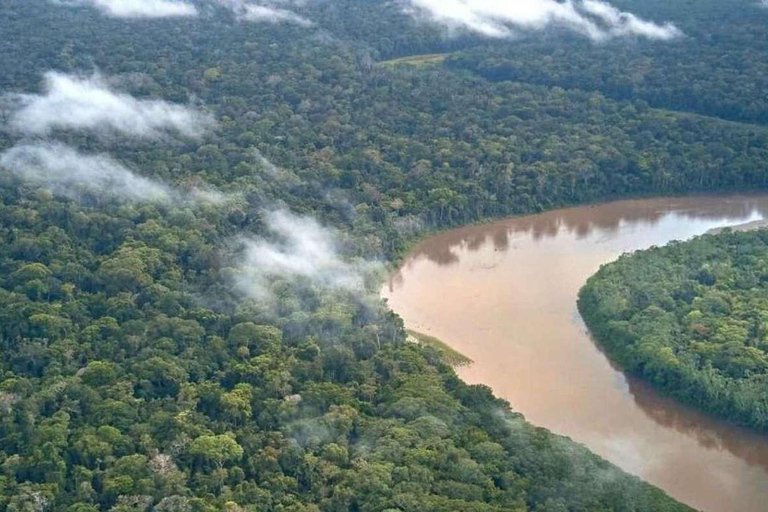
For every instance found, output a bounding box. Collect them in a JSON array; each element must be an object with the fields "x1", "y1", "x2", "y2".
[{"x1": 382, "y1": 195, "x2": 768, "y2": 512}]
